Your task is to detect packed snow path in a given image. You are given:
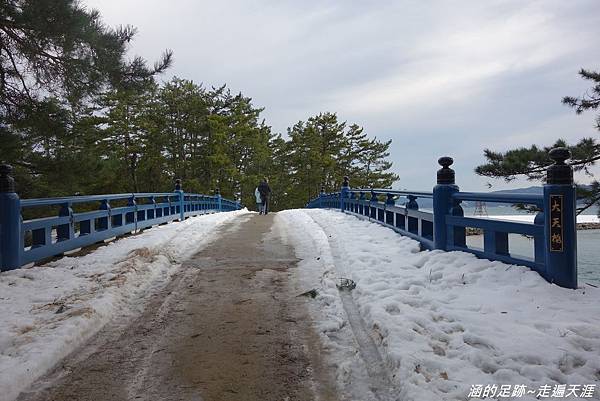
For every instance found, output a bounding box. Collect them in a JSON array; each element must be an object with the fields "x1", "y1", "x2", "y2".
[{"x1": 14, "y1": 213, "x2": 339, "y2": 401}]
